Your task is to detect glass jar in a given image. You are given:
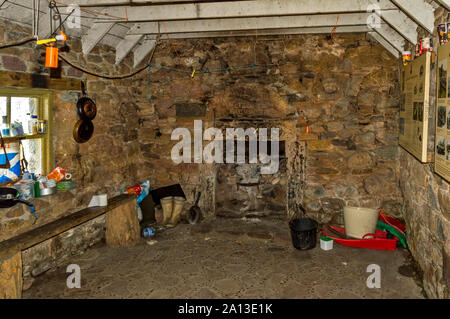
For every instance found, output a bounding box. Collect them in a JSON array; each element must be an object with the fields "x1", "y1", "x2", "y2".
[{"x1": 37, "y1": 120, "x2": 47, "y2": 134}]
